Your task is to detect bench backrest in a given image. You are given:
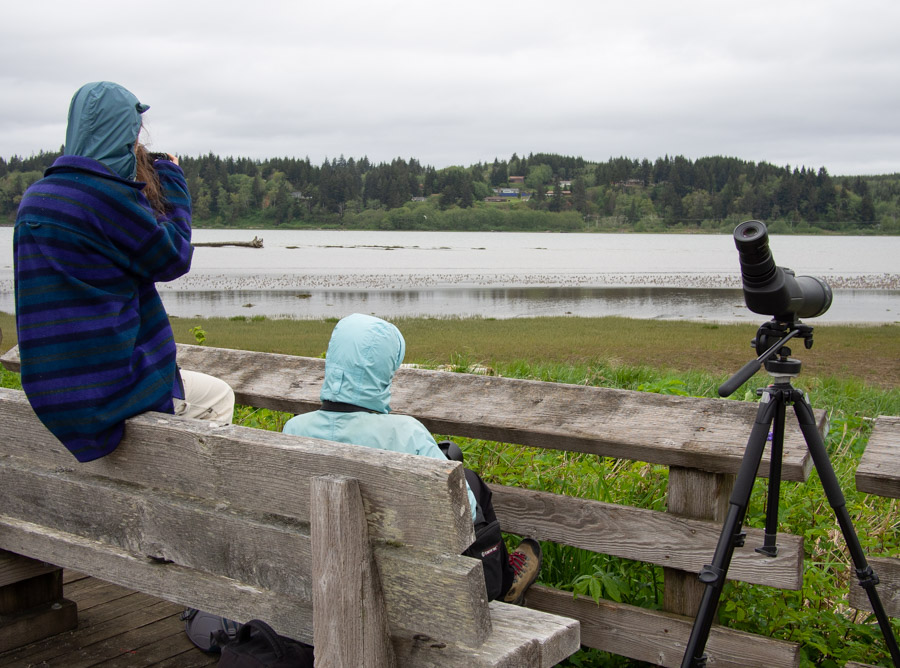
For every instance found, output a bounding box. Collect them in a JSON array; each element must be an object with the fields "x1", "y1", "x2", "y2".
[{"x1": 0, "y1": 386, "x2": 492, "y2": 648}]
